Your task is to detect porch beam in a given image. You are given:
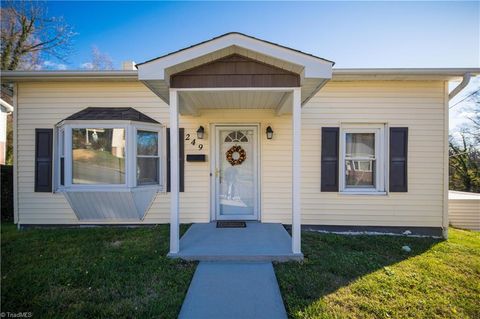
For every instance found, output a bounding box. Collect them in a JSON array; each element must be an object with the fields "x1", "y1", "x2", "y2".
[
  {"x1": 174, "y1": 87, "x2": 293, "y2": 92},
  {"x1": 169, "y1": 89, "x2": 180, "y2": 255},
  {"x1": 292, "y1": 87, "x2": 302, "y2": 254}
]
